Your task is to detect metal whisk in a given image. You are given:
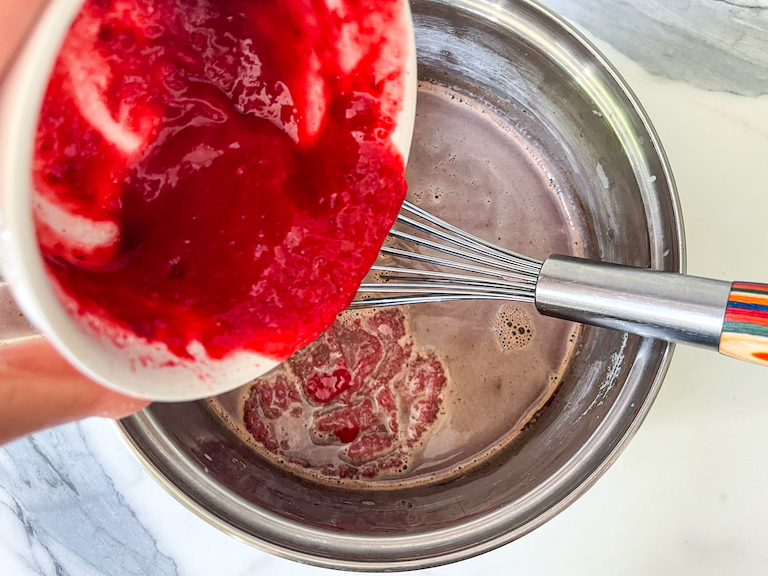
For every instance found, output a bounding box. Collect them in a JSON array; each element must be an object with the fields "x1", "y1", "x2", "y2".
[
  {"x1": 353, "y1": 201, "x2": 768, "y2": 368},
  {"x1": 355, "y1": 201, "x2": 541, "y2": 308}
]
